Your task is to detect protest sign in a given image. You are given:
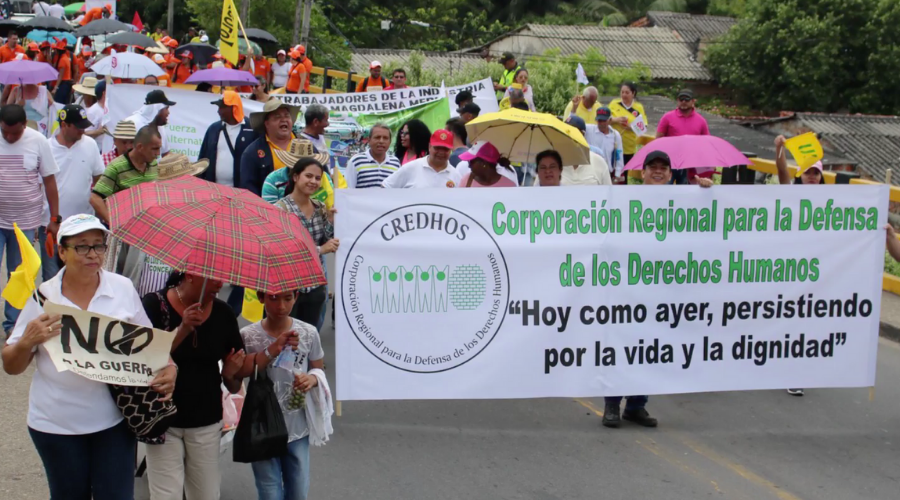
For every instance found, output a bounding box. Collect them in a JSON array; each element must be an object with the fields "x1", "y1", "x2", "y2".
[
  {"x1": 107, "y1": 81, "x2": 488, "y2": 162},
  {"x1": 42, "y1": 302, "x2": 176, "y2": 386},
  {"x1": 785, "y1": 132, "x2": 825, "y2": 172},
  {"x1": 335, "y1": 185, "x2": 888, "y2": 401}
]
